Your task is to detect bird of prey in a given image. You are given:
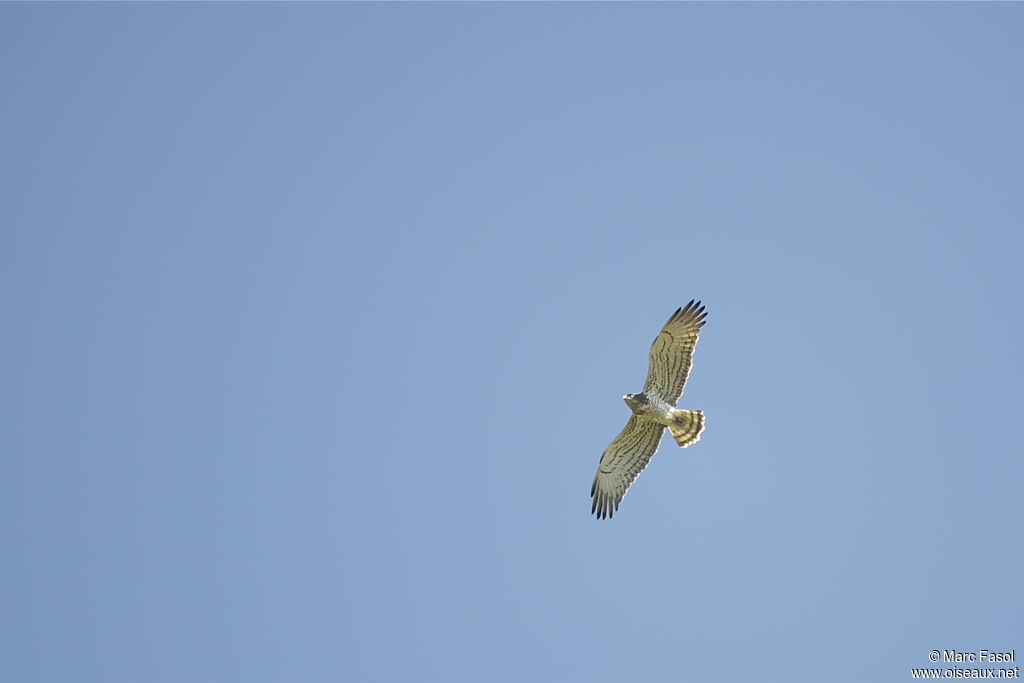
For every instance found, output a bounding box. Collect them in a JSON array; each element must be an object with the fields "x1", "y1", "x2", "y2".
[{"x1": 591, "y1": 300, "x2": 708, "y2": 519}]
